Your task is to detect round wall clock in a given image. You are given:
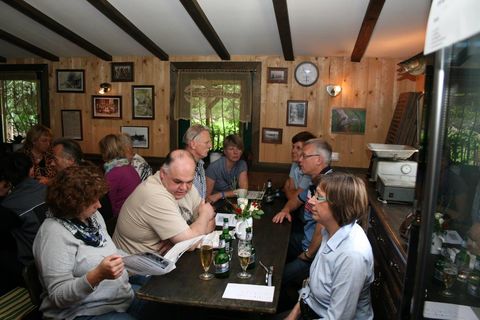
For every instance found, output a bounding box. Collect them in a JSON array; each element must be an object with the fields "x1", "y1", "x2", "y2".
[{"x1": 294, "y1": 61, "x2": 319, "y2": 87}]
